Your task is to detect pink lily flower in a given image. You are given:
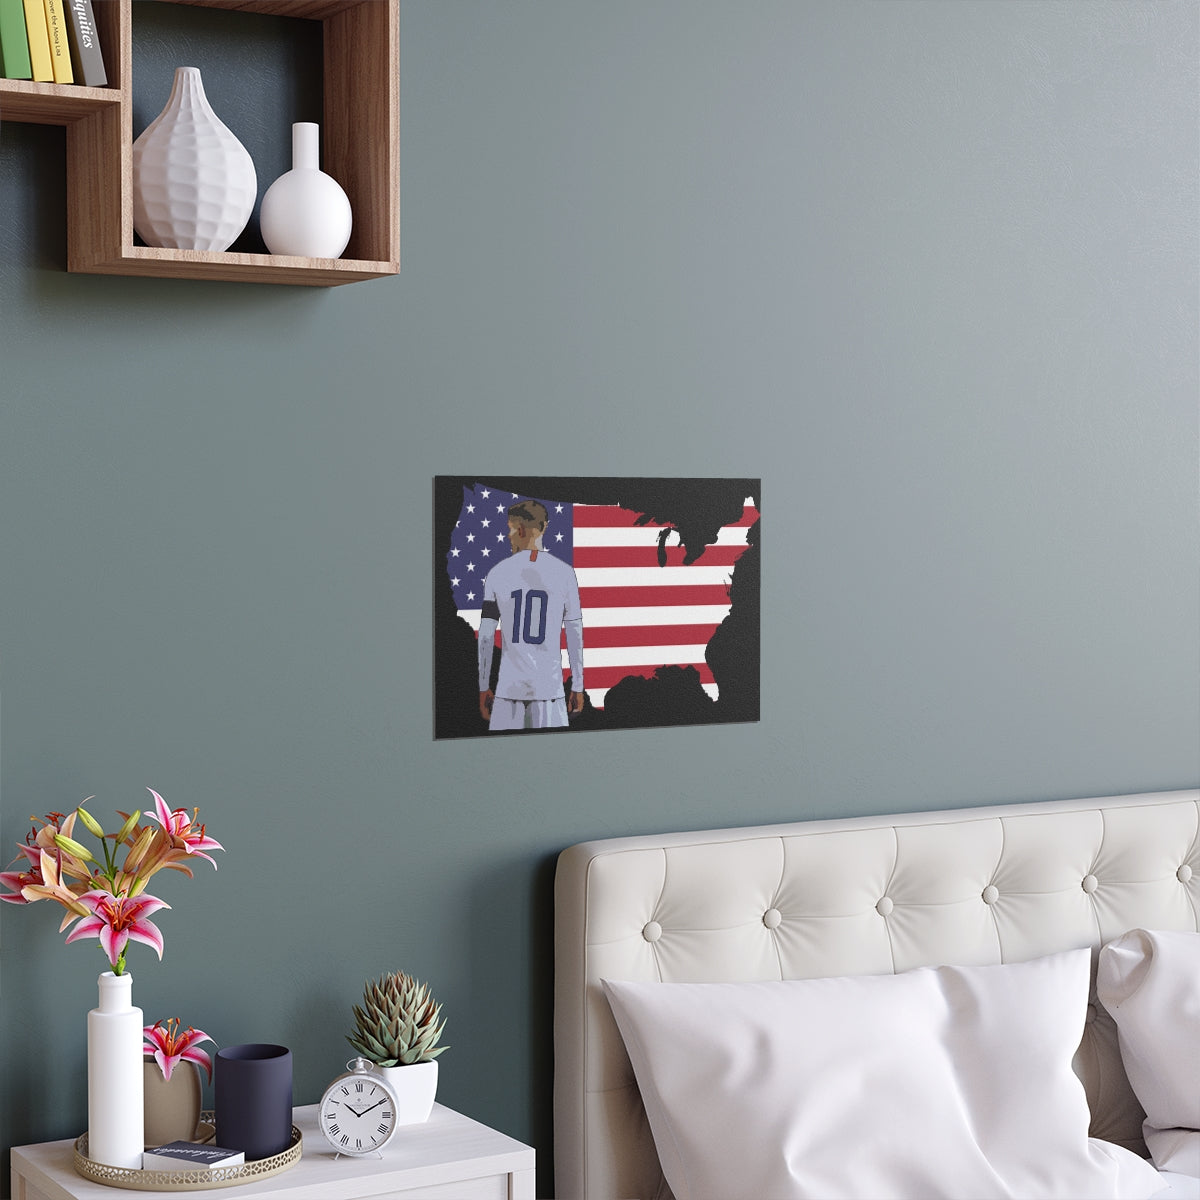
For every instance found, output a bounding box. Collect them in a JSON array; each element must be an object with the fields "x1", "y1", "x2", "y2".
[
  {"x1": 0, "y1": 864, "x2": 34, "y2": 904},
  {"x1": 143, "y1": 1017, "x2": 214, "y2": 1082},
  {"x1": 31, "y1": 810, "x2": 78, "y2": 852},
  {"x1": 65, "y1": 890, "x2": 171, "y2": 971},
  {"x1": 145, "y1": 789, "x2": 224, "y2": 869},
  {"x1": 32, "y1": 812, "x2": 92, "y2": 876},
  {"x1": 2, "y1": 846, "x2": 91, "y2": 922},
  {"x1": 0, "y1": 844, "x2": 42, "y2": 905},
  {"x1": 5, "y1": 792, "x2": 223, "y2": 972},
  {"x1": 20, "y1": 850, "x2": 91, "y2": 926},
  {"x1": 3, "y1": 813, "x2": 94, "y2": 900}
]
